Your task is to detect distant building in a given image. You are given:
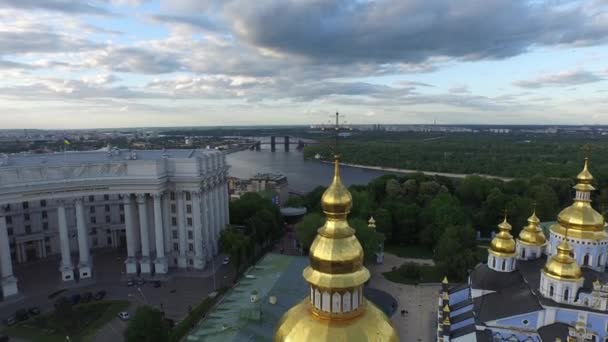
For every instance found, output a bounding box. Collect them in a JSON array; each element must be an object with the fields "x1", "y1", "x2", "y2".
[{"x1": 229, "y1": 173, "x2": 289, "y2": 206}]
